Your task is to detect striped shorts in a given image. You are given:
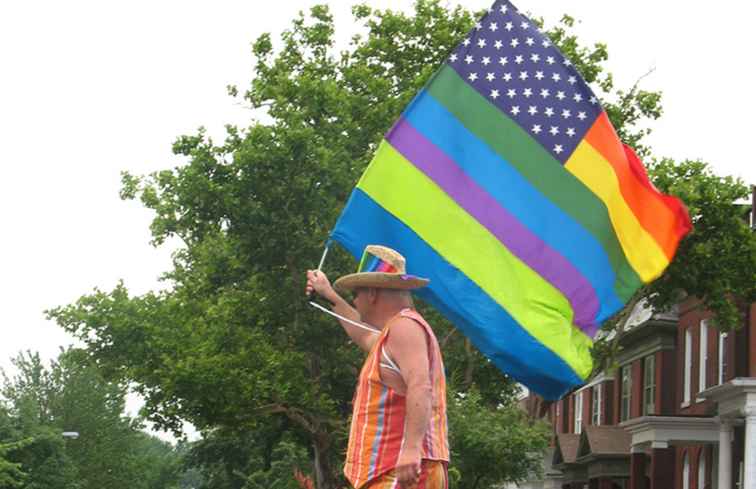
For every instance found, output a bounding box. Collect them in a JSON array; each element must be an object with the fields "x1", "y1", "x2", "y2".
[{"x1": 362, "y1": 460, "x2": 448, "y2": 489}]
